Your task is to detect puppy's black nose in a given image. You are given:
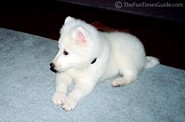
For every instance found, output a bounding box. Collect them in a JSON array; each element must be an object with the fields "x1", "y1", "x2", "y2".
[
  {"x1": 50, "y1": 63, "x2": 57, "y2": 73},
  {"x1": 50, "y1": 63, "x2": 55, "y2": 69}
]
